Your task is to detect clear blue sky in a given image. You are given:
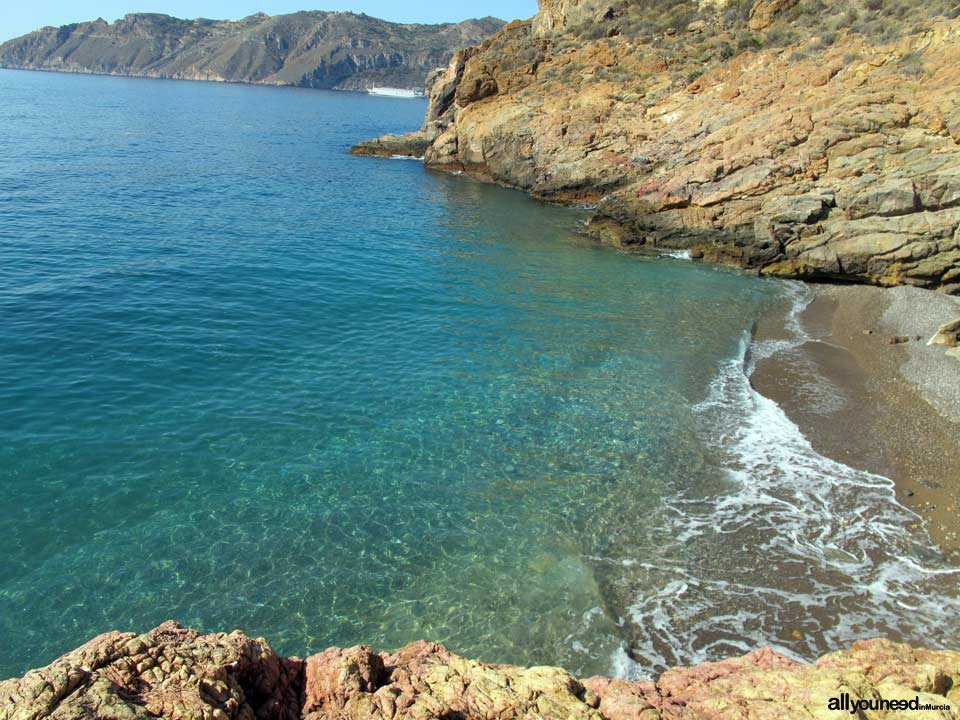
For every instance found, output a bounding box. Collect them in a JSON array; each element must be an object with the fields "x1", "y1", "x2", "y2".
[{"x1": 0, "y1": 1, "x2": 539, "y2": 43}]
